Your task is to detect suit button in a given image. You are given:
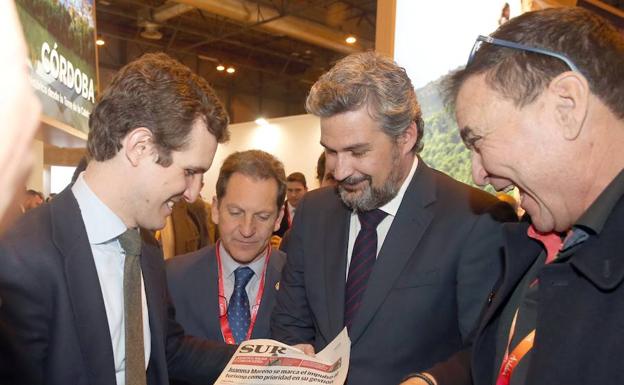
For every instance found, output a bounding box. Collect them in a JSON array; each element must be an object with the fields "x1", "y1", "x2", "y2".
[{"x1": 487, "y1": 291, "x2": 495, "y2": 304}]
